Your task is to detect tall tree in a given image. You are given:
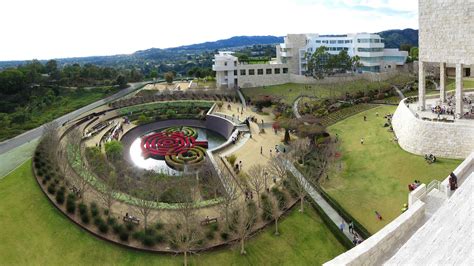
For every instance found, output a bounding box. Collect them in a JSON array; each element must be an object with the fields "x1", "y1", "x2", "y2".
[{"x1": 247, "y1": 164, "x2": 266, "y2": 208}]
